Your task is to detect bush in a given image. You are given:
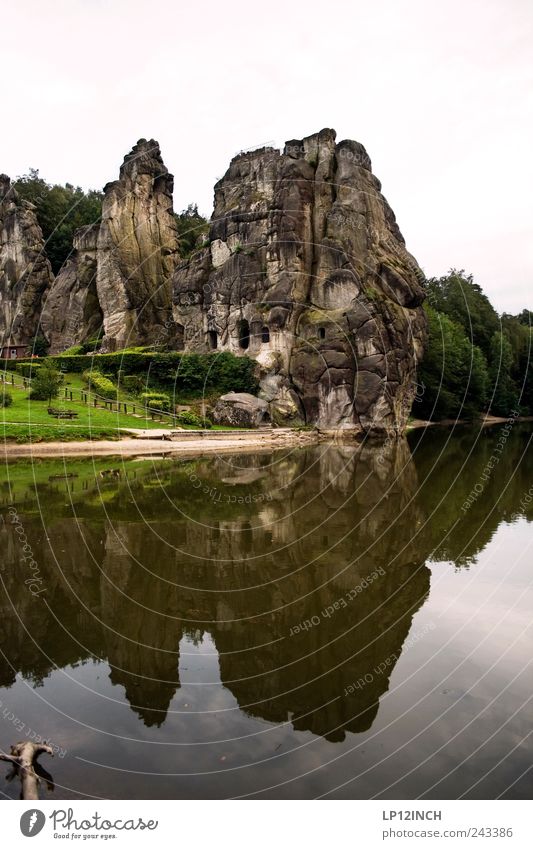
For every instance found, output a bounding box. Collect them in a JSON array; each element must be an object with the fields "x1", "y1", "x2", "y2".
[
  {"x1": 0, "y1": 360, "x2": 18, "y2": 372},
  {"x1": 140, "y1": 392, "x2": 171, "y2": 411},
  {"x1": 60, "y1": 344, "x2": 85, "y2": 356},
  {"x1": 80, "y1": 337, "x2": 103, "y2": 354},
  {"x1": 1, "y1": 390, "x2": 13, "y2": 407},
  {"x1": 119, "y1": 374, "x2": 146, "y2": 395},
  {"x1": 82, "y1": 370, "x2": 117, "y2": 400},
  {"x1": 16, "y1": 362, "x2": 42, "y2": 378},
  {"x1": 175, "y1": 410, "x2": 211, "y2": 428}
]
